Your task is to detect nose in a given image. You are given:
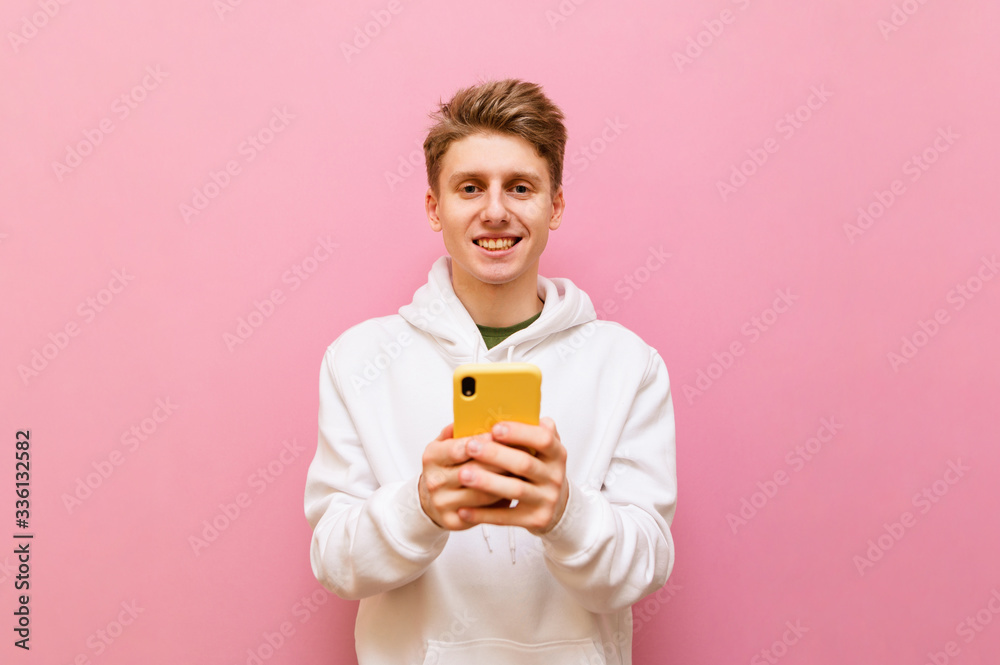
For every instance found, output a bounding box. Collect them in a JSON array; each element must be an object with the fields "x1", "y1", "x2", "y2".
[{"x1": 480, "y1": 185, "x2": 508, "y2": 224}]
